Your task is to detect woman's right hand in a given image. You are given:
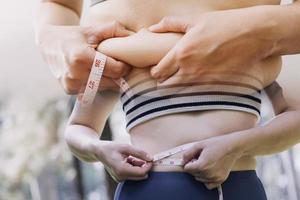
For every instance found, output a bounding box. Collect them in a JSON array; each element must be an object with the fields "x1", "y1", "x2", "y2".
[
  {"x1": 36, "y1": 21, "x2": 133, "y2": 94},
  {"x1": 93, "y1": 141, "x2": 153, "y2": 182}
]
